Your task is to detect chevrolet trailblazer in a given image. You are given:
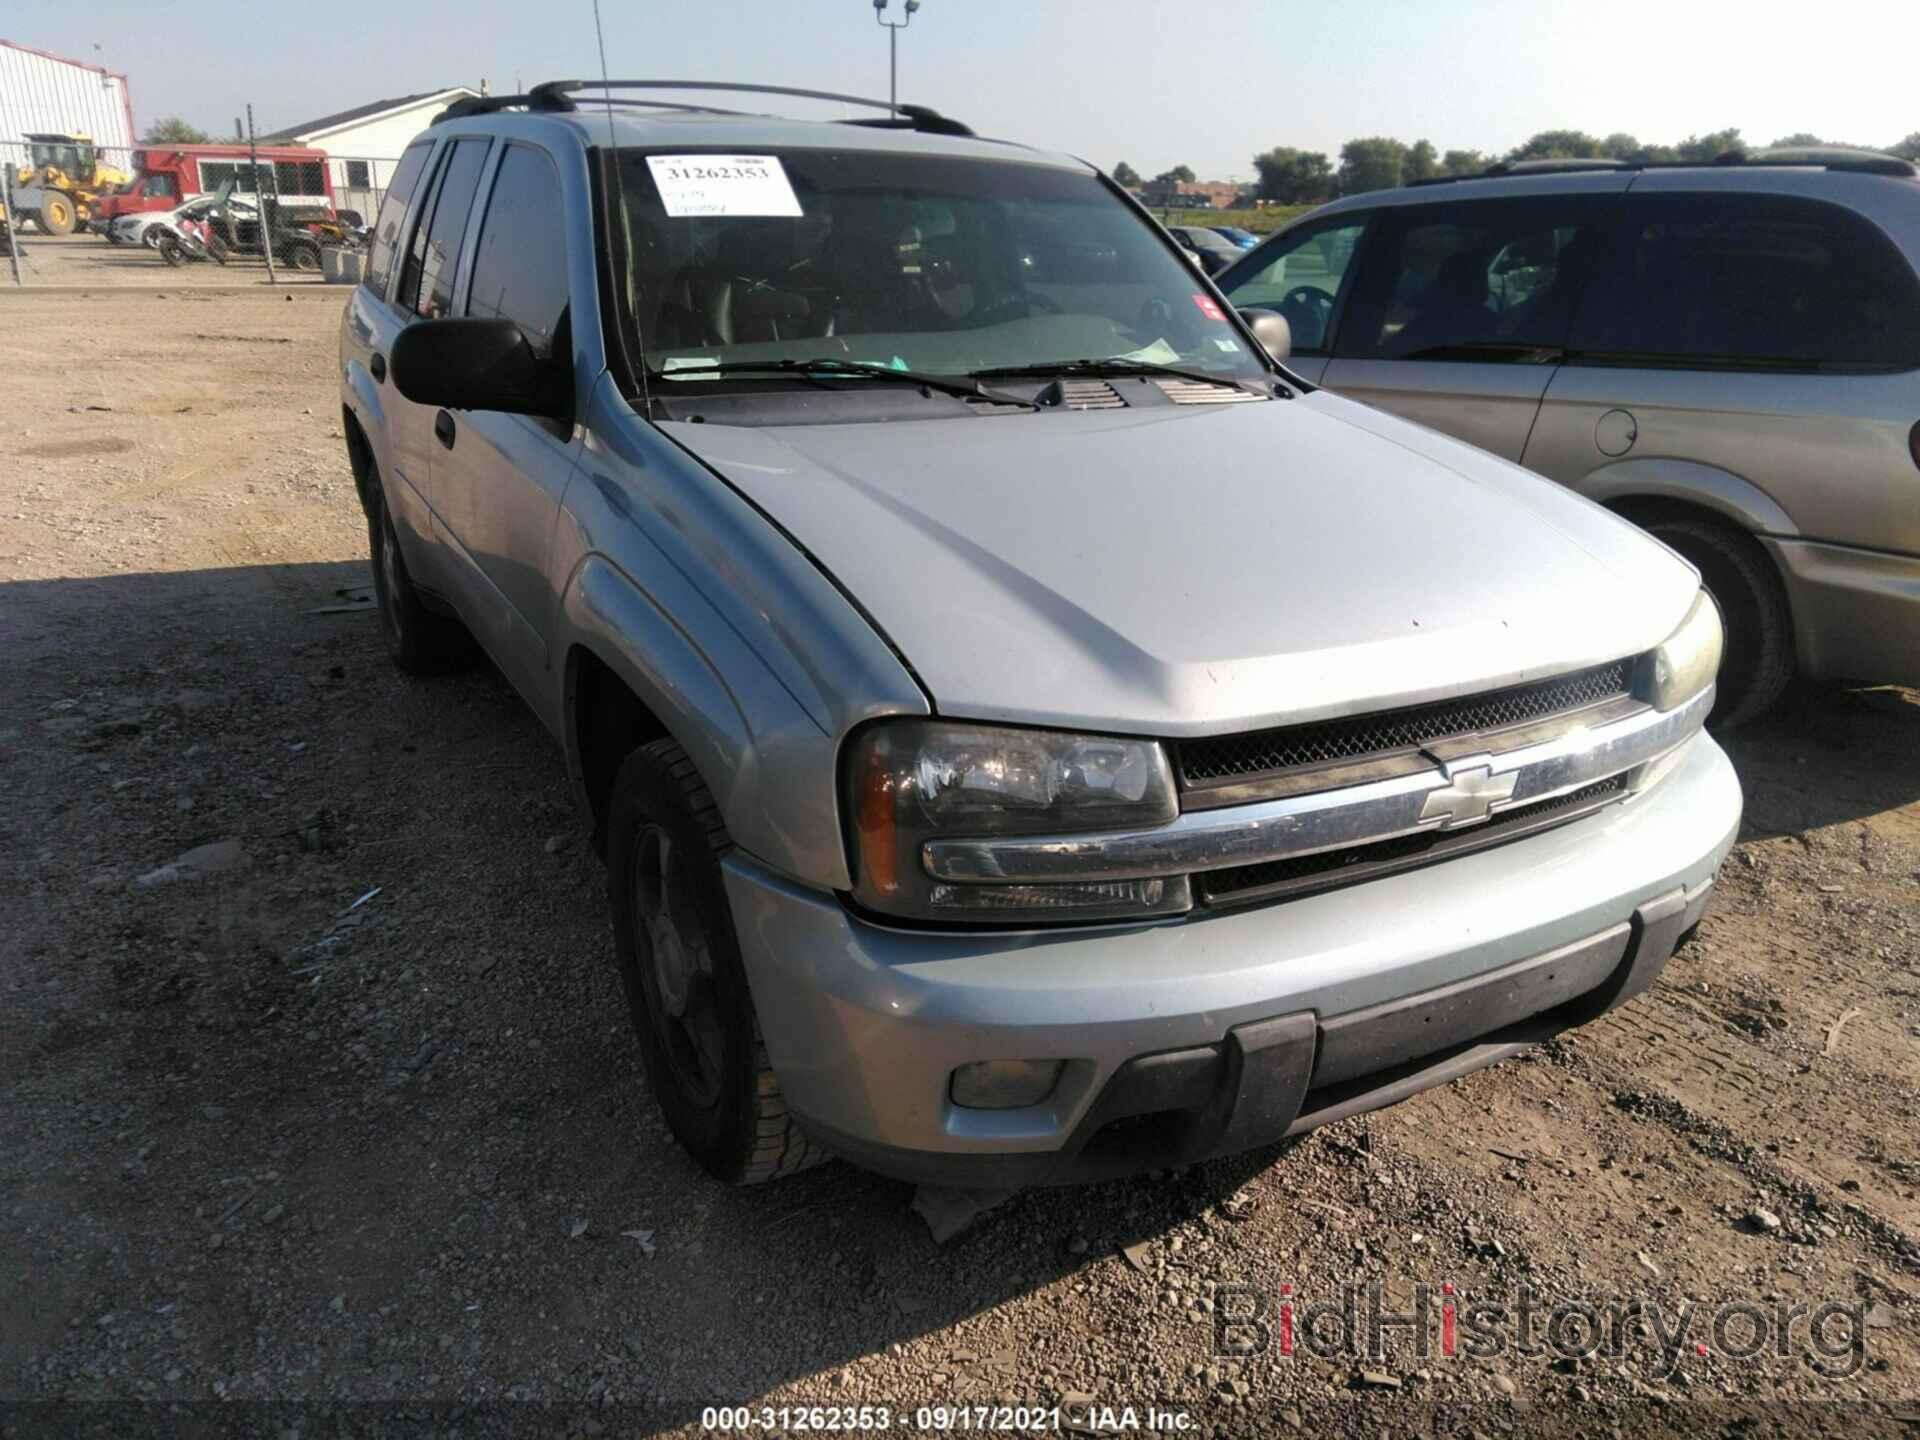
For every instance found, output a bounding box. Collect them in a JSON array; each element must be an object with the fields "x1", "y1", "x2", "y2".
[{"x1": 338, "y1": 81, "x2": 1741, "y2": 1186}]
